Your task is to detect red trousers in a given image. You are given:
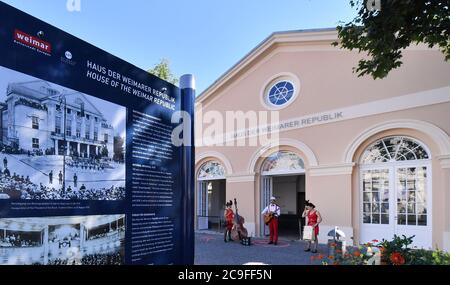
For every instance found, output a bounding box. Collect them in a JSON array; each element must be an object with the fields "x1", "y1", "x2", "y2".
[{"x1": 269, "y1": 217, "x2": 279, "y2": 243}]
